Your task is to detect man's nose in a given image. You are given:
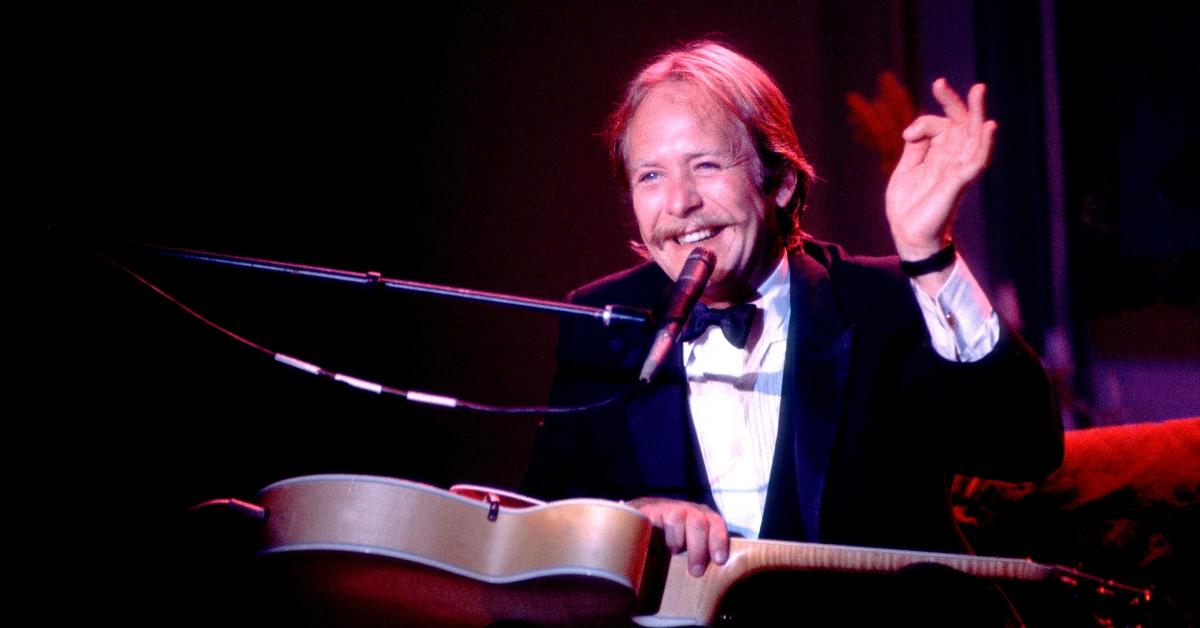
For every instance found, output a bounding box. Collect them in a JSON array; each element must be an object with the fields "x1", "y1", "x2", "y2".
[{"x1": 667, "y1": 173, "x2": 703, "y2": 217}]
